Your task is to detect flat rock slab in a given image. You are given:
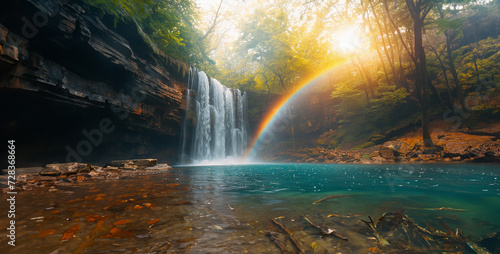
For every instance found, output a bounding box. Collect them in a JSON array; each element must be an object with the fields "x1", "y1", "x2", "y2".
[
  {"x1": 145, "y1": 164, "x2": 172, "y2": 170},
  {"x1": 40, "y1": 163, "x2": 92, "y2": 176},
  {"x1": 109, "y1": 159, "x2": 158, "y2": 170}
]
